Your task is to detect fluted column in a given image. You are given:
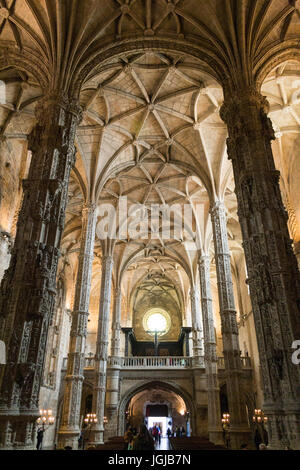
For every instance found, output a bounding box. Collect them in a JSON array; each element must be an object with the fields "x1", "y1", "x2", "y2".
[
  {"x1": 58, "y1": 203, "x2": 97, "y2": 449},
  {"x1": 198, "y1": 255, "x2": 223, "y2": 445},
  {"x1": 190, "y1": 286, "x2": 204, "y2": 365},
  {"x1": 90, "y1": 254, "x2": 113, "y2": 445},
  {"x1": 0, "y1": 94, "x2": 81, "y2": 449},
  {"x1": 221, "y1": 89, "x2": 300, "y2": 449},
  {"x1": 210, "y1": 201, "x2": 250, "y2": 448}
]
